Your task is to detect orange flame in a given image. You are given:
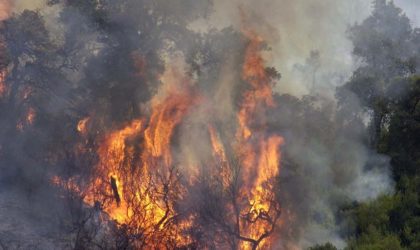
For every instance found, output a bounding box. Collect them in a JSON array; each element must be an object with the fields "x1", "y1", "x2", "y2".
[
  {"x1": 144, "y1": 90, "x2": 197, "y2": 166},
  {"x1": 77, "y1": 117, "x2": 90, "y2": 135},
  {"x1": 86, "y1": 119, "x2": 143, "y2": 223},
  {"x1": 16, "y1": 107, "x2": 36, "y2": 131},
  {"x1": 53, "y1": 29, "x2": 284, "y2": 249},
  {"x1": 26, "y1": 107, "x2": 36, "y2": 125},
  {"x1": 234, "y1": 28, "x2": 284, "y2": 249},
  {"x1": 81, "y1": 78, "x2": 198, "y2": 247}
]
